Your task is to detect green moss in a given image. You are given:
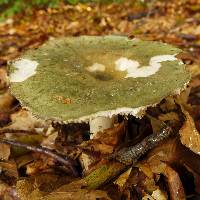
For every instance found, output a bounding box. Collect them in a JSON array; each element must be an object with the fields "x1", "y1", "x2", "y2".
[{"x1": 10, "y1": 36, "x2": 190, "y2": 122}]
